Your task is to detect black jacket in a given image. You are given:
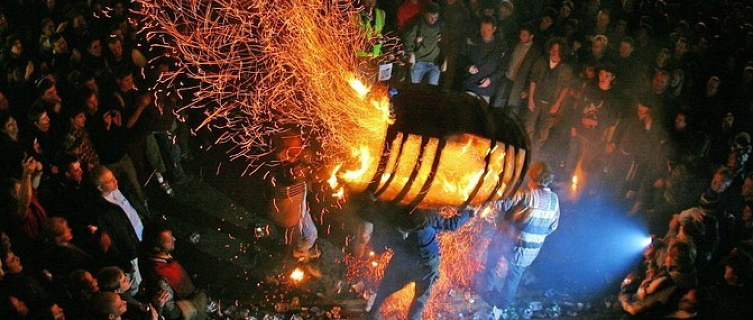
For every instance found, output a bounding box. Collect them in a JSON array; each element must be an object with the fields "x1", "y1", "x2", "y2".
[{"x1": 92, "y1": 195, "x2": 141, "y2": 270}]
